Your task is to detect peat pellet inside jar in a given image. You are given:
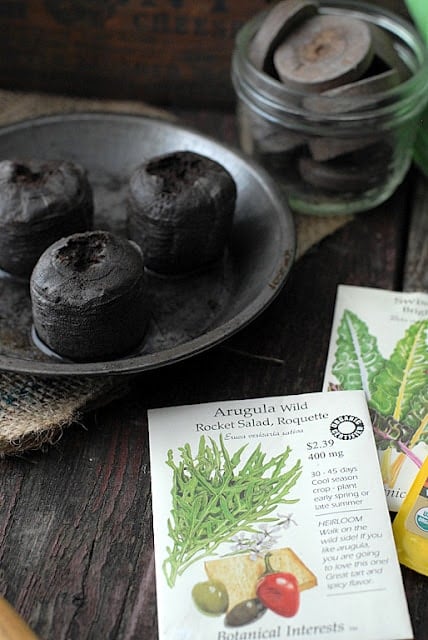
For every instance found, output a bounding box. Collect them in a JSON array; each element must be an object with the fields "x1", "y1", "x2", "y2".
[
  {"x1": 307, "y1": 134, "x2": 384, "y2": 161},
  {"x1": 303, "y1": 68, "x2": 401, "y2": 115},
  {"x1": 0, "y1": 159, "x2": 94, "y2": 278},
  {"x1": 298, "y1": 142, "x2": 391, "y2": 194},
  {"x1": 127, "y1": 151, "x2": 237, "y2": 275},
  {"x1": 302, "y1": 68, "x2": 400, "y2": 161},
  {"x1": 248, "y1": 0, "x2": 319, "y2": 75},
  {"x1": 370, "y1": 24, "x2": 411, "y2": 82},
  {"x1": 30, "y1": 230, "x2": 149, "y2": 362},
  {"x1": 273, "y1": 14, "x2": 374, "y2": 92},
  {"x1": 240, "y1": 107, "x2": 307, "y2": 156}
]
